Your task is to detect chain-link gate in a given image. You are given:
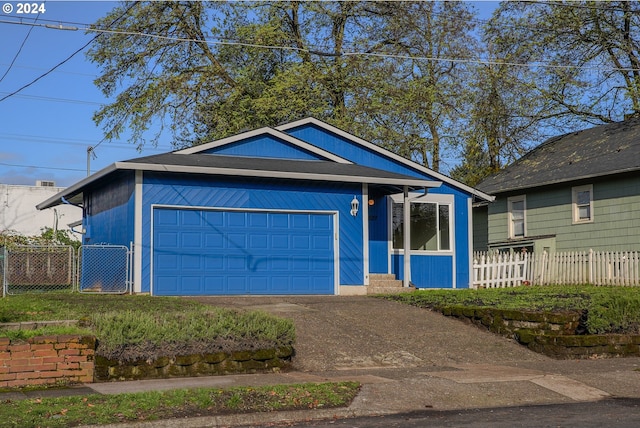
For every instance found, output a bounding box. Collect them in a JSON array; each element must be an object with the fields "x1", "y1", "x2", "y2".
[
  {"x1": 3, "y1": 245, "x2": 75, "y2": 295},
  {"x1": 78, "y1": 245, "x2": 131, "y2": 294}
]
